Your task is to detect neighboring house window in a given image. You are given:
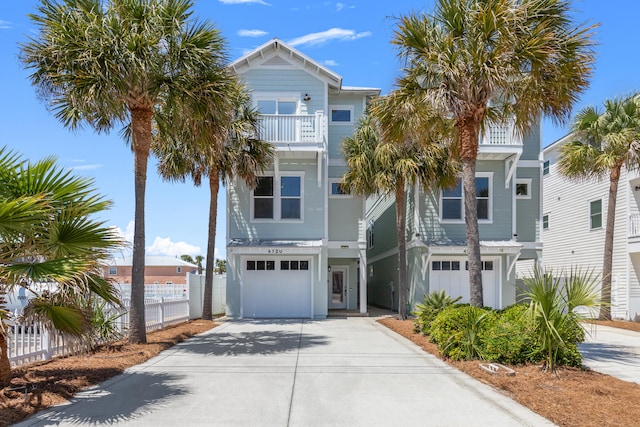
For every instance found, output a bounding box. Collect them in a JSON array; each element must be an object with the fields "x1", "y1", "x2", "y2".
[
  {"x1": 108, "y1": 266, "x2": 117, "y2": 275},
  {"x1": 329, "y1": 105, "x2": 354, "y2": 125},
  {"x1": 252, "y1": 175, "x2": 303, "y2": 221},
  {"x1": 166, "y1": 281, "x2": 173, "y2": 284},
  {"x1": 176, "y1": 267, "x2": 182, "y2": 273},
  {"x1": 590, "y1": 199, "x2": 602, "y2": 230},
  {"x1": 367, "y1": 221, "x2": 375, "y2": 249},
  {"x1": 516, "y1": 179, "x2": 532, "y2": 199},
  {"x1": 543, "y1": 214, "x2": 549, "y2": 230},
  {"x1": 543, "y1": 160, "x2": 550, "y2": 175},
  {"x1": 440, "y1": 175, "x2": 492, "y2": 222},
  {"x1": 329, "y1": 179, "x2": 350, "y2": 197}
]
